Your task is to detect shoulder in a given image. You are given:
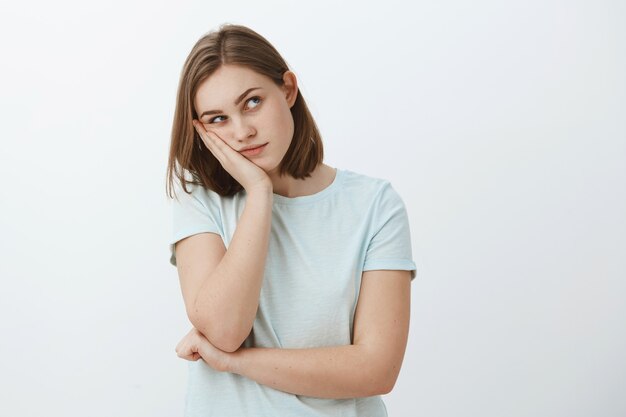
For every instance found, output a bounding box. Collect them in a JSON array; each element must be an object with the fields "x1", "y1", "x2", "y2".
[
  {"x1": 169, "y1": 182, "x2": 240, "y2": 227},
  {"x1": 338, "y1": 169, "x2": 405, "y2": 206},
  {"x1": 172, "y1": 181, "x2": 231, "y2": 207}
]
